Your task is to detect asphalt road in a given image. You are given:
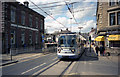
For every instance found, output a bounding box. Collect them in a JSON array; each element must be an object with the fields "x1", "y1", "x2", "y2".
[
  {"x1": 2, "y1": 53, "x2": 58, "y2": 75},
  {"x1": 1, "y1": 49, "x2": 119, "y2": 76}
]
